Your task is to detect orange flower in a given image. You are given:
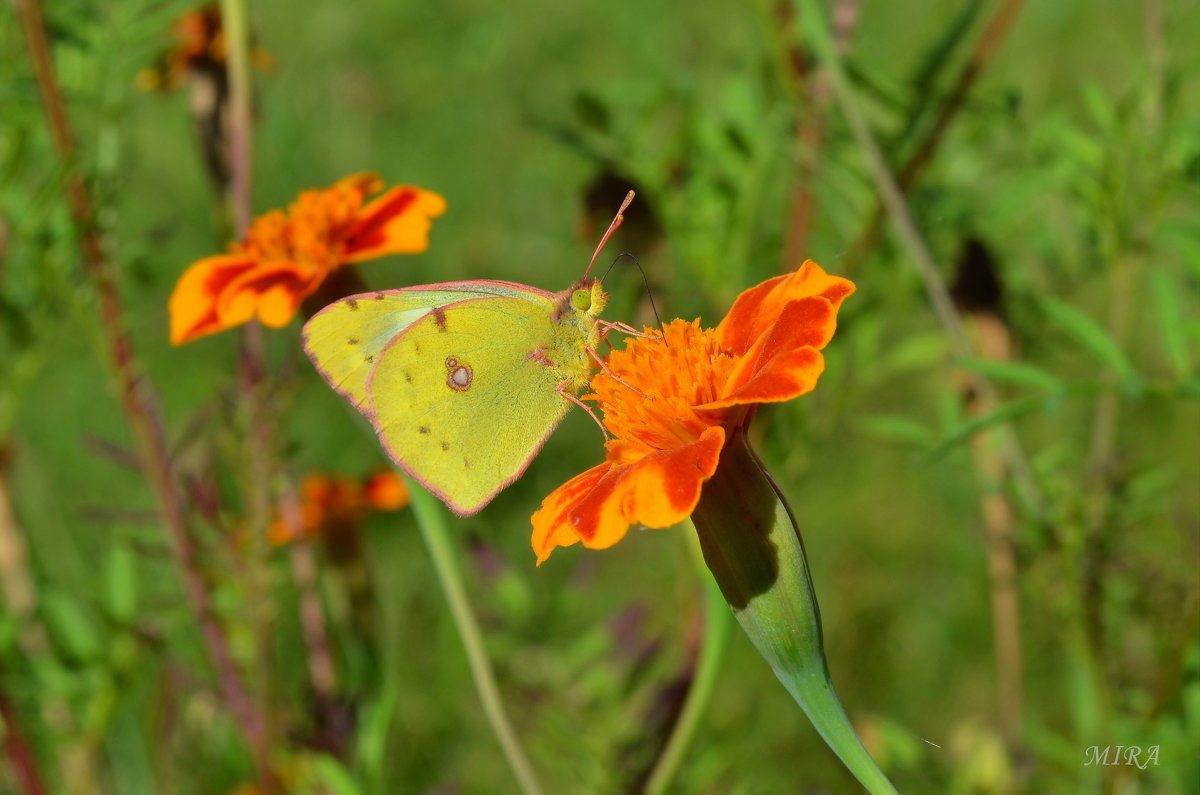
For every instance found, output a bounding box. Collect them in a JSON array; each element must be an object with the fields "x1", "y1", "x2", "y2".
[
  {"x1": 361, "y1": 470, "x2": 411, "y2": 511},
  {"x1": 531, "y1": 260, "x2": 854, "y2": 563},
  {"x1": 268, "y1": 471, "x2": 410, "y2": 545},
  {"x1": 170, "y1": 174, "x2": 446, "y2": 344}
]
